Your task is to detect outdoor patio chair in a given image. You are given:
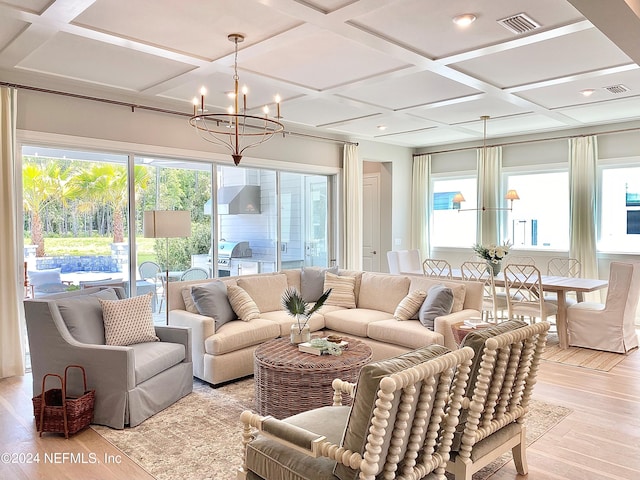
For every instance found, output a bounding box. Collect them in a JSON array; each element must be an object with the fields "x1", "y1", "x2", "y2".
[
  {"x1": 238, "y1": 345, "x2": 474, "y2": 480},
  {"x1": 180, "y1": 267, "x2": 209, "y2": 281},
  {"x1": 139, "y1": 261, "x2": 163, "y2": 310}
]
